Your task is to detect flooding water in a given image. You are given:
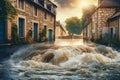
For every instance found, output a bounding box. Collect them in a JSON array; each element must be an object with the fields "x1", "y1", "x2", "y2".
[
  {"x1": 55, "y1": 39, "x2": 83, "y2": 46},
  {"x1": 2, "y1": 40, "x2": 120, "y2": 80}
]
